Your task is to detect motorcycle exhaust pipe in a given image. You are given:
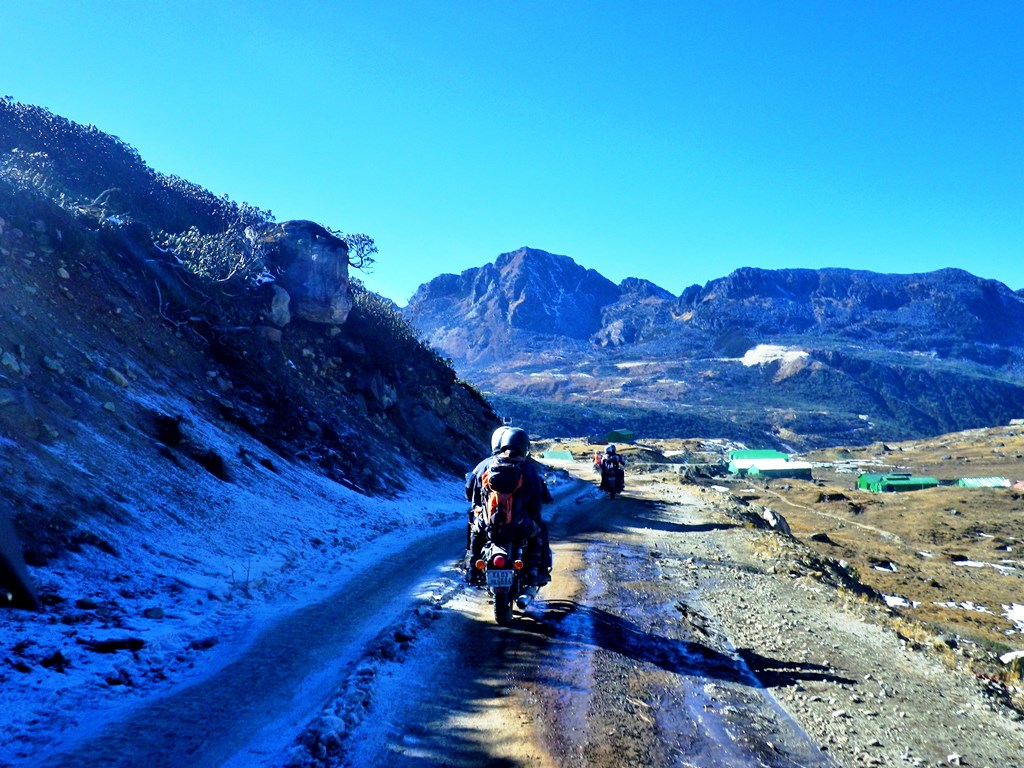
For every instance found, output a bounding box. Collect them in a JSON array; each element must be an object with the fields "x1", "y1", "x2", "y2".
[{"x1": 516, "y1": 585, "x2": 539, "y2": 610}]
